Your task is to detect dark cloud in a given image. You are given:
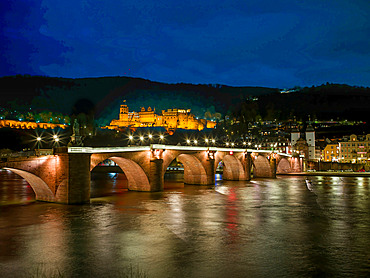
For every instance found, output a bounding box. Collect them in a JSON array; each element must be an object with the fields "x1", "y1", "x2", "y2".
[
  {"x1": 0, "y1": 0, "x2": 69, "y2": 75},
  {"x1": 0, "y1": 0, "x2": 369, "y2": 88}
]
